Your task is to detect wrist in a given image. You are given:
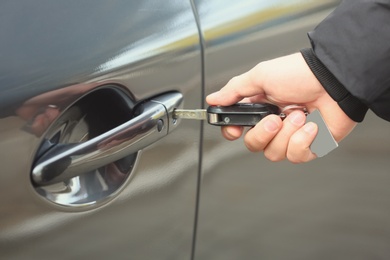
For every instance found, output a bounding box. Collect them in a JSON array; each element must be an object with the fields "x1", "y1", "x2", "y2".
[{"x1": 300, "y1": 48, "x2": 368, "y2": 122}]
